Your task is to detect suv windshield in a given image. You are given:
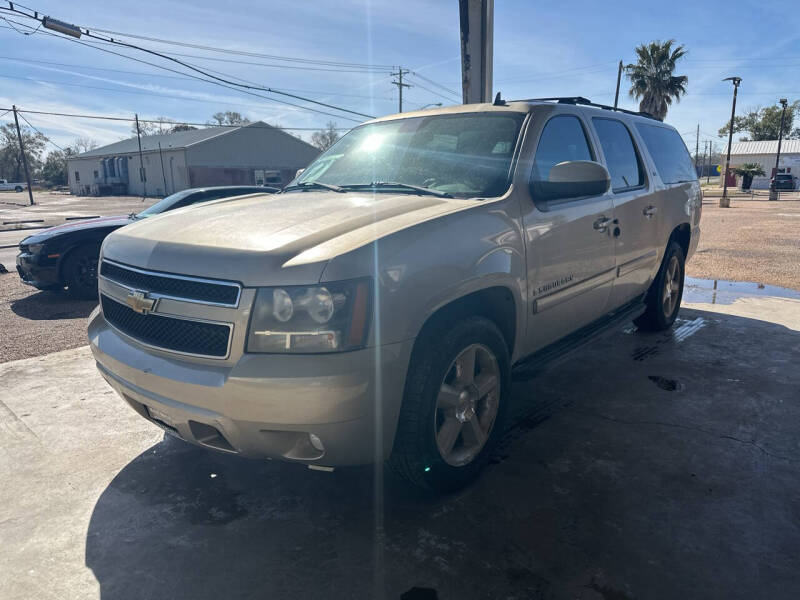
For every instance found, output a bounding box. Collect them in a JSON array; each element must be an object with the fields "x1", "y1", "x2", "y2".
[{"x1": 295, "y1": 112, "x2": 526, "y2": 198}]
